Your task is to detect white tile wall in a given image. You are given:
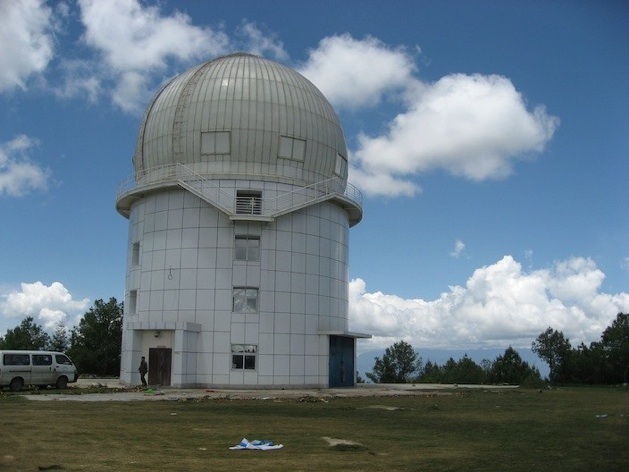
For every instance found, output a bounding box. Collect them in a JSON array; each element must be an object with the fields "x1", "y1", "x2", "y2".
[{"x1": 121, "y1": 184, "x2": 355, "y2": 388}]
